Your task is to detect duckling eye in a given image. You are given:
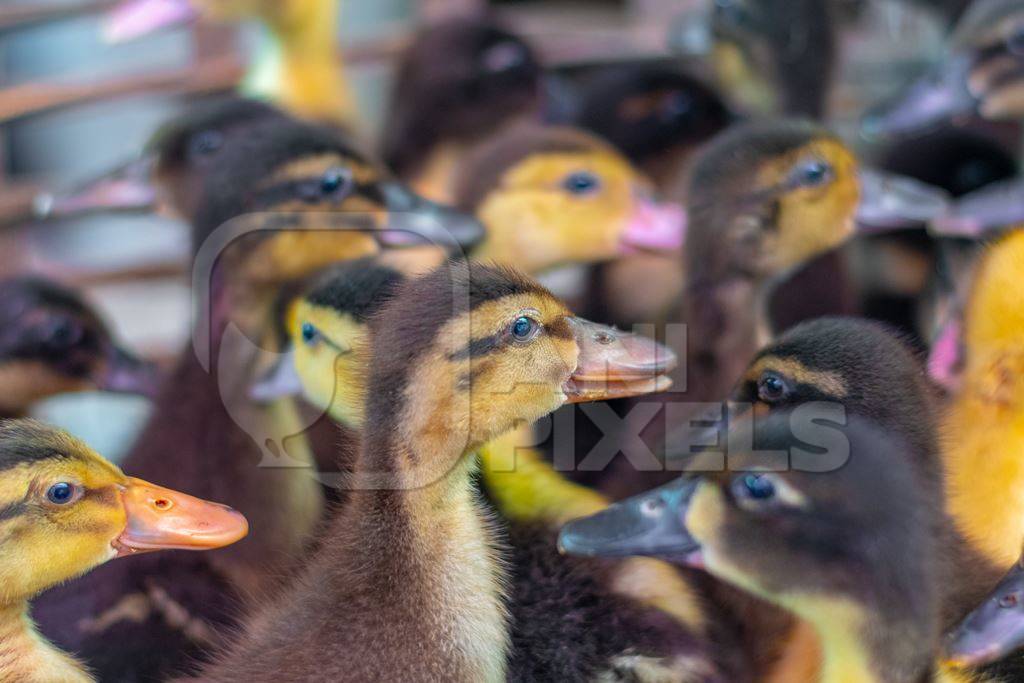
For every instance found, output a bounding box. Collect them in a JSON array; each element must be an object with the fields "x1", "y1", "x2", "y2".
[
  {"x1": 796, "y1": 160, "x2": 833, "y2": 187},
  {"x1": 562, "y1": 172, "x2": 601, "y2": 196},
  {"x1": 188, "y1": 130, "x2": 224, "y2": 161},
  {"x1": 757, "y1": 372, "x2": 790, "y2": 403},
  {"x1": 320, "y1": 167, "x2": 353, "y2": 197},
  {"x1": 301, "y1": 322, "x2": 320, "y2": 347},
  {"x1": 510, "y1": 316, "x2": 540, "y2": 343},
  {"x1": 46, "y1": 482, "x2": 80, "y2": 506},
  {"x1": 731, "y1": 474, "x2": 776, "y2": 504}
]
